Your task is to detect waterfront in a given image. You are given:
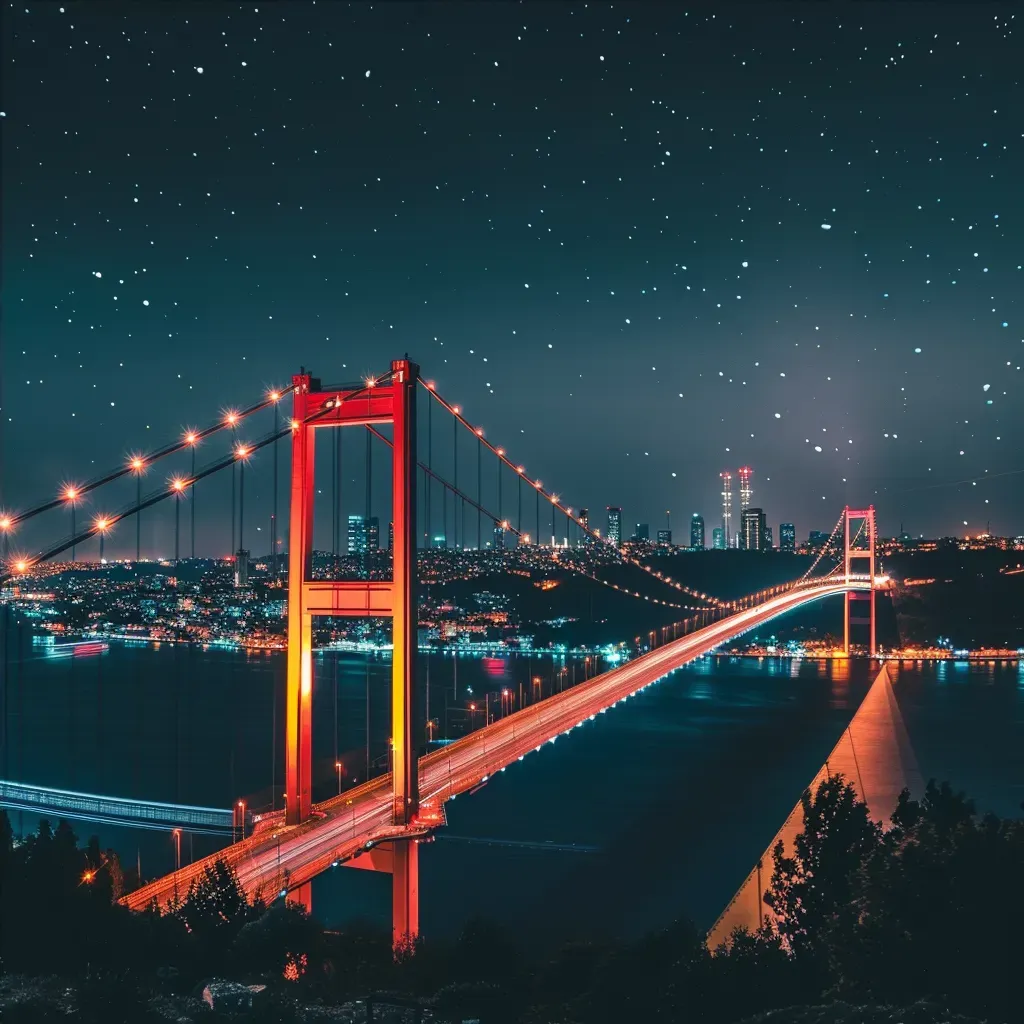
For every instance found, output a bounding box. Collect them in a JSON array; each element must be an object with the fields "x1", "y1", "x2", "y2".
[{"x1": 2, "y1": 633, "x2": 1022, "y2": 943}]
